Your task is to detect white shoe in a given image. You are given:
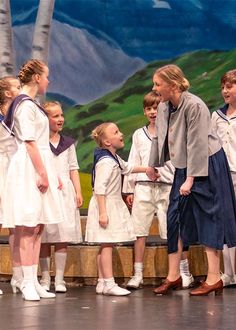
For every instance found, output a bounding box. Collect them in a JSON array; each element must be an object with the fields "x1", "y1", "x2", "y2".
[
  {"x1": 126, "y1": 276, "x2": 143, "y2": 289},
  {"x1": 11, "y1": 277, "x2": 23, "y2": 293},
  {"x1": 35, "y1": 282, "x2": 56, "y2": 298},
  {"x1": 55, "y1": 281, "x2": 67, "y2": 293},
  {"x1": 103, "y1": 283, "x2": 131, "y2": 296},
  {"x1": 40, "y1": 277, "x2": 51, "y2": 291},
  {"x1": 0, "y1": 289, "x2": 2, "y2": 295},
  {"x1": 21, "y1": 281, "x2": 40, "y2": 301},
  {"x1": 221, "y1": 273, "x2": 236, "y2": 287},
  {"x1": 96, "y1": 279, "x2": 105, "y2": 294},
  {"x1": 181, "y1": 274, "x2": 194, "y2": 288}
]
